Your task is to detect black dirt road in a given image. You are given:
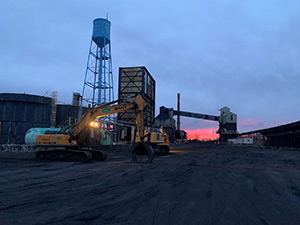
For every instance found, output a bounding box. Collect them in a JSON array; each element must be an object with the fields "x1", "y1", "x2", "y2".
[{"x1": 1, "y1": 143, "x2": 300, "y2": 225}]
